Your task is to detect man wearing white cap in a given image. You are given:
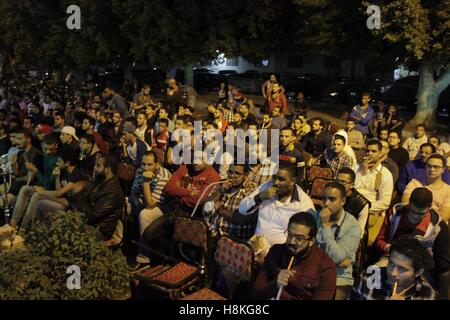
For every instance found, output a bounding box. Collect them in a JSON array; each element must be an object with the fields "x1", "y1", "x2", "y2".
[{"x1": 60, "y1": 126, "x2": 80, "y2": 154}]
